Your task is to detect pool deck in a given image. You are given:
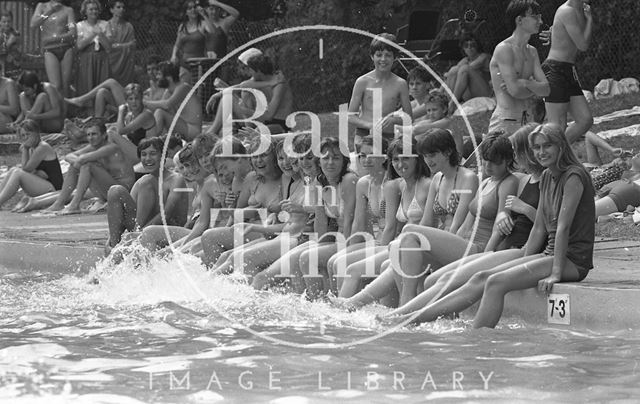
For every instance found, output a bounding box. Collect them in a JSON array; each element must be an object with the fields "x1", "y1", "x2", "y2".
[{"x1": 1, "y1": 210, "x2": 639, "y2": 331}]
